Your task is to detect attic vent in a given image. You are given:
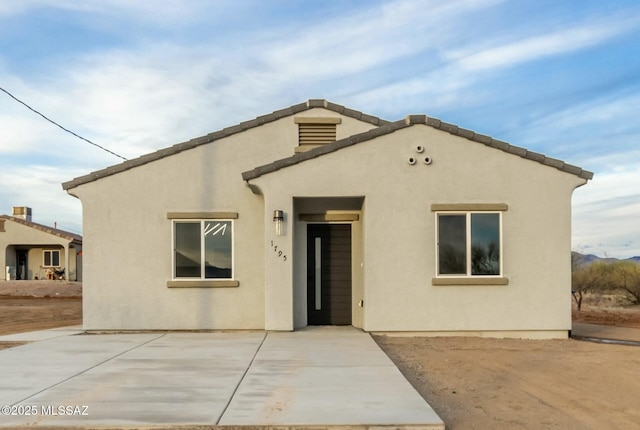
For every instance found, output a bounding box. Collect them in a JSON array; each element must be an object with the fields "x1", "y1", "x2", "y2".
[{"x1": 294, "y1": 117, "x2": 341, "y2": 153}]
